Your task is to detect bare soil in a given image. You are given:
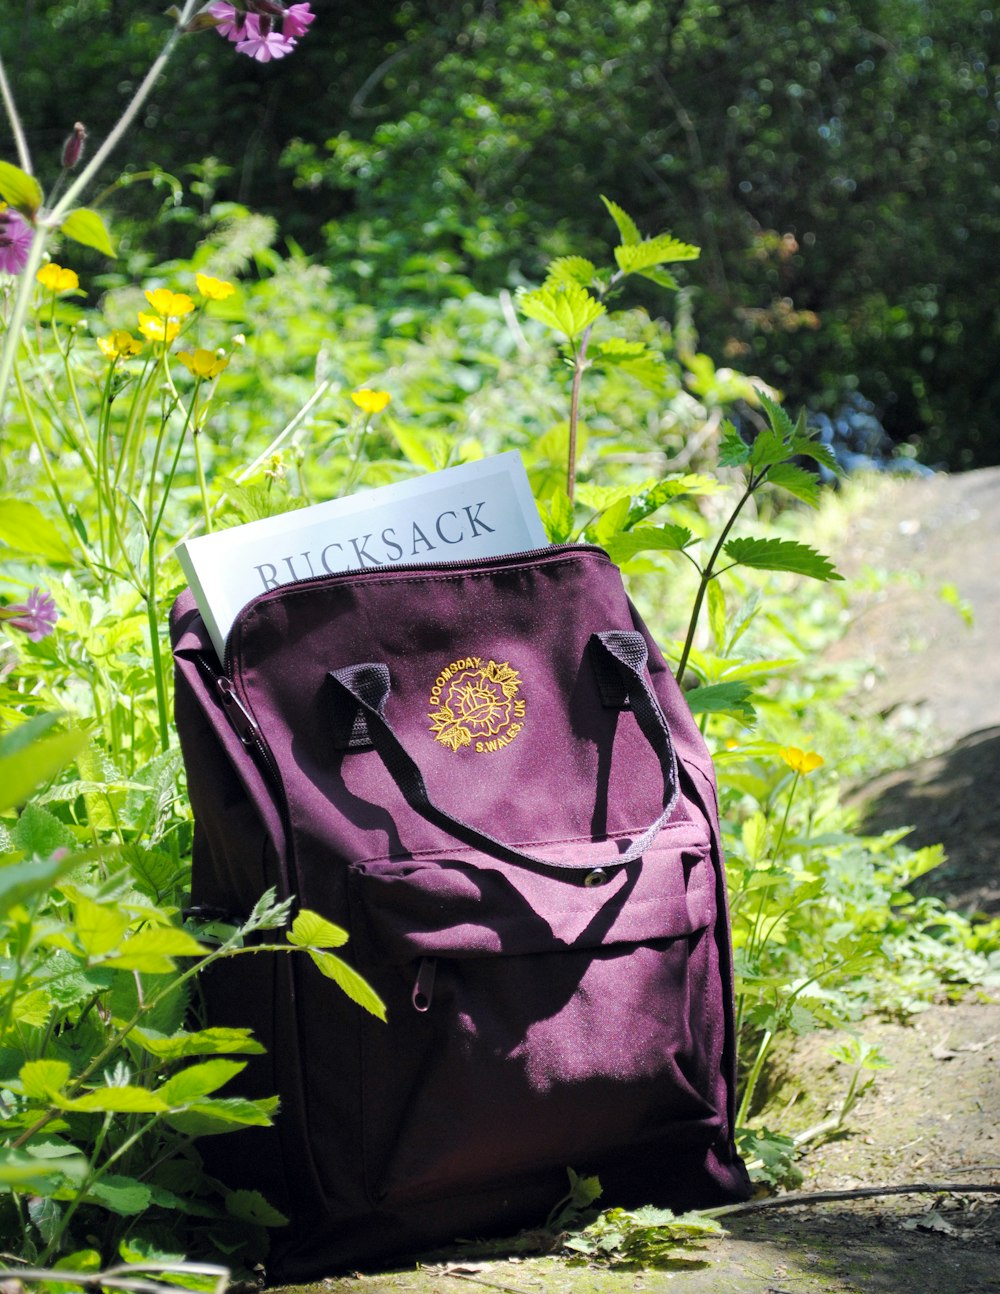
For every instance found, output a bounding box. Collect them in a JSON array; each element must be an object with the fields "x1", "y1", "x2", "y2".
[{"x1": 277, "y1": 470, "x2": 1000, "y2": 1294}]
